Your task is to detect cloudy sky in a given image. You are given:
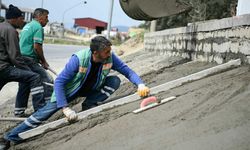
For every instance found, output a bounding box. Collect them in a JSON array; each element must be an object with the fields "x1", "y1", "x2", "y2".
[{"x1": 1, "y1": 0, "x2": 144, "y2": 28}]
